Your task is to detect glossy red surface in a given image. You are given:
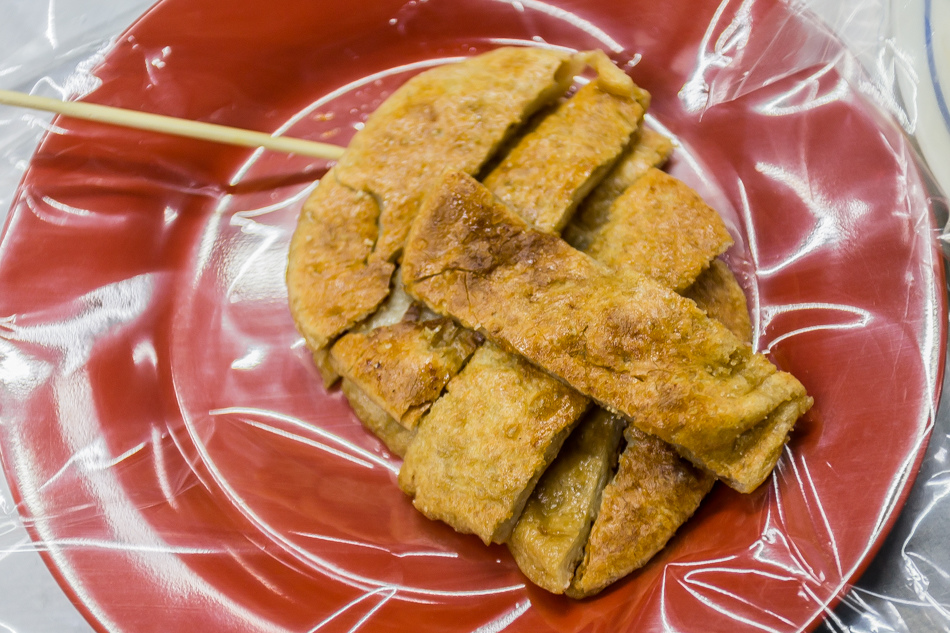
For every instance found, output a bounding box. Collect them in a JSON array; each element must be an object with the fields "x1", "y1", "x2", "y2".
[{"x1": 0, "y1": 0, "x2": 944, "y2": 631}]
